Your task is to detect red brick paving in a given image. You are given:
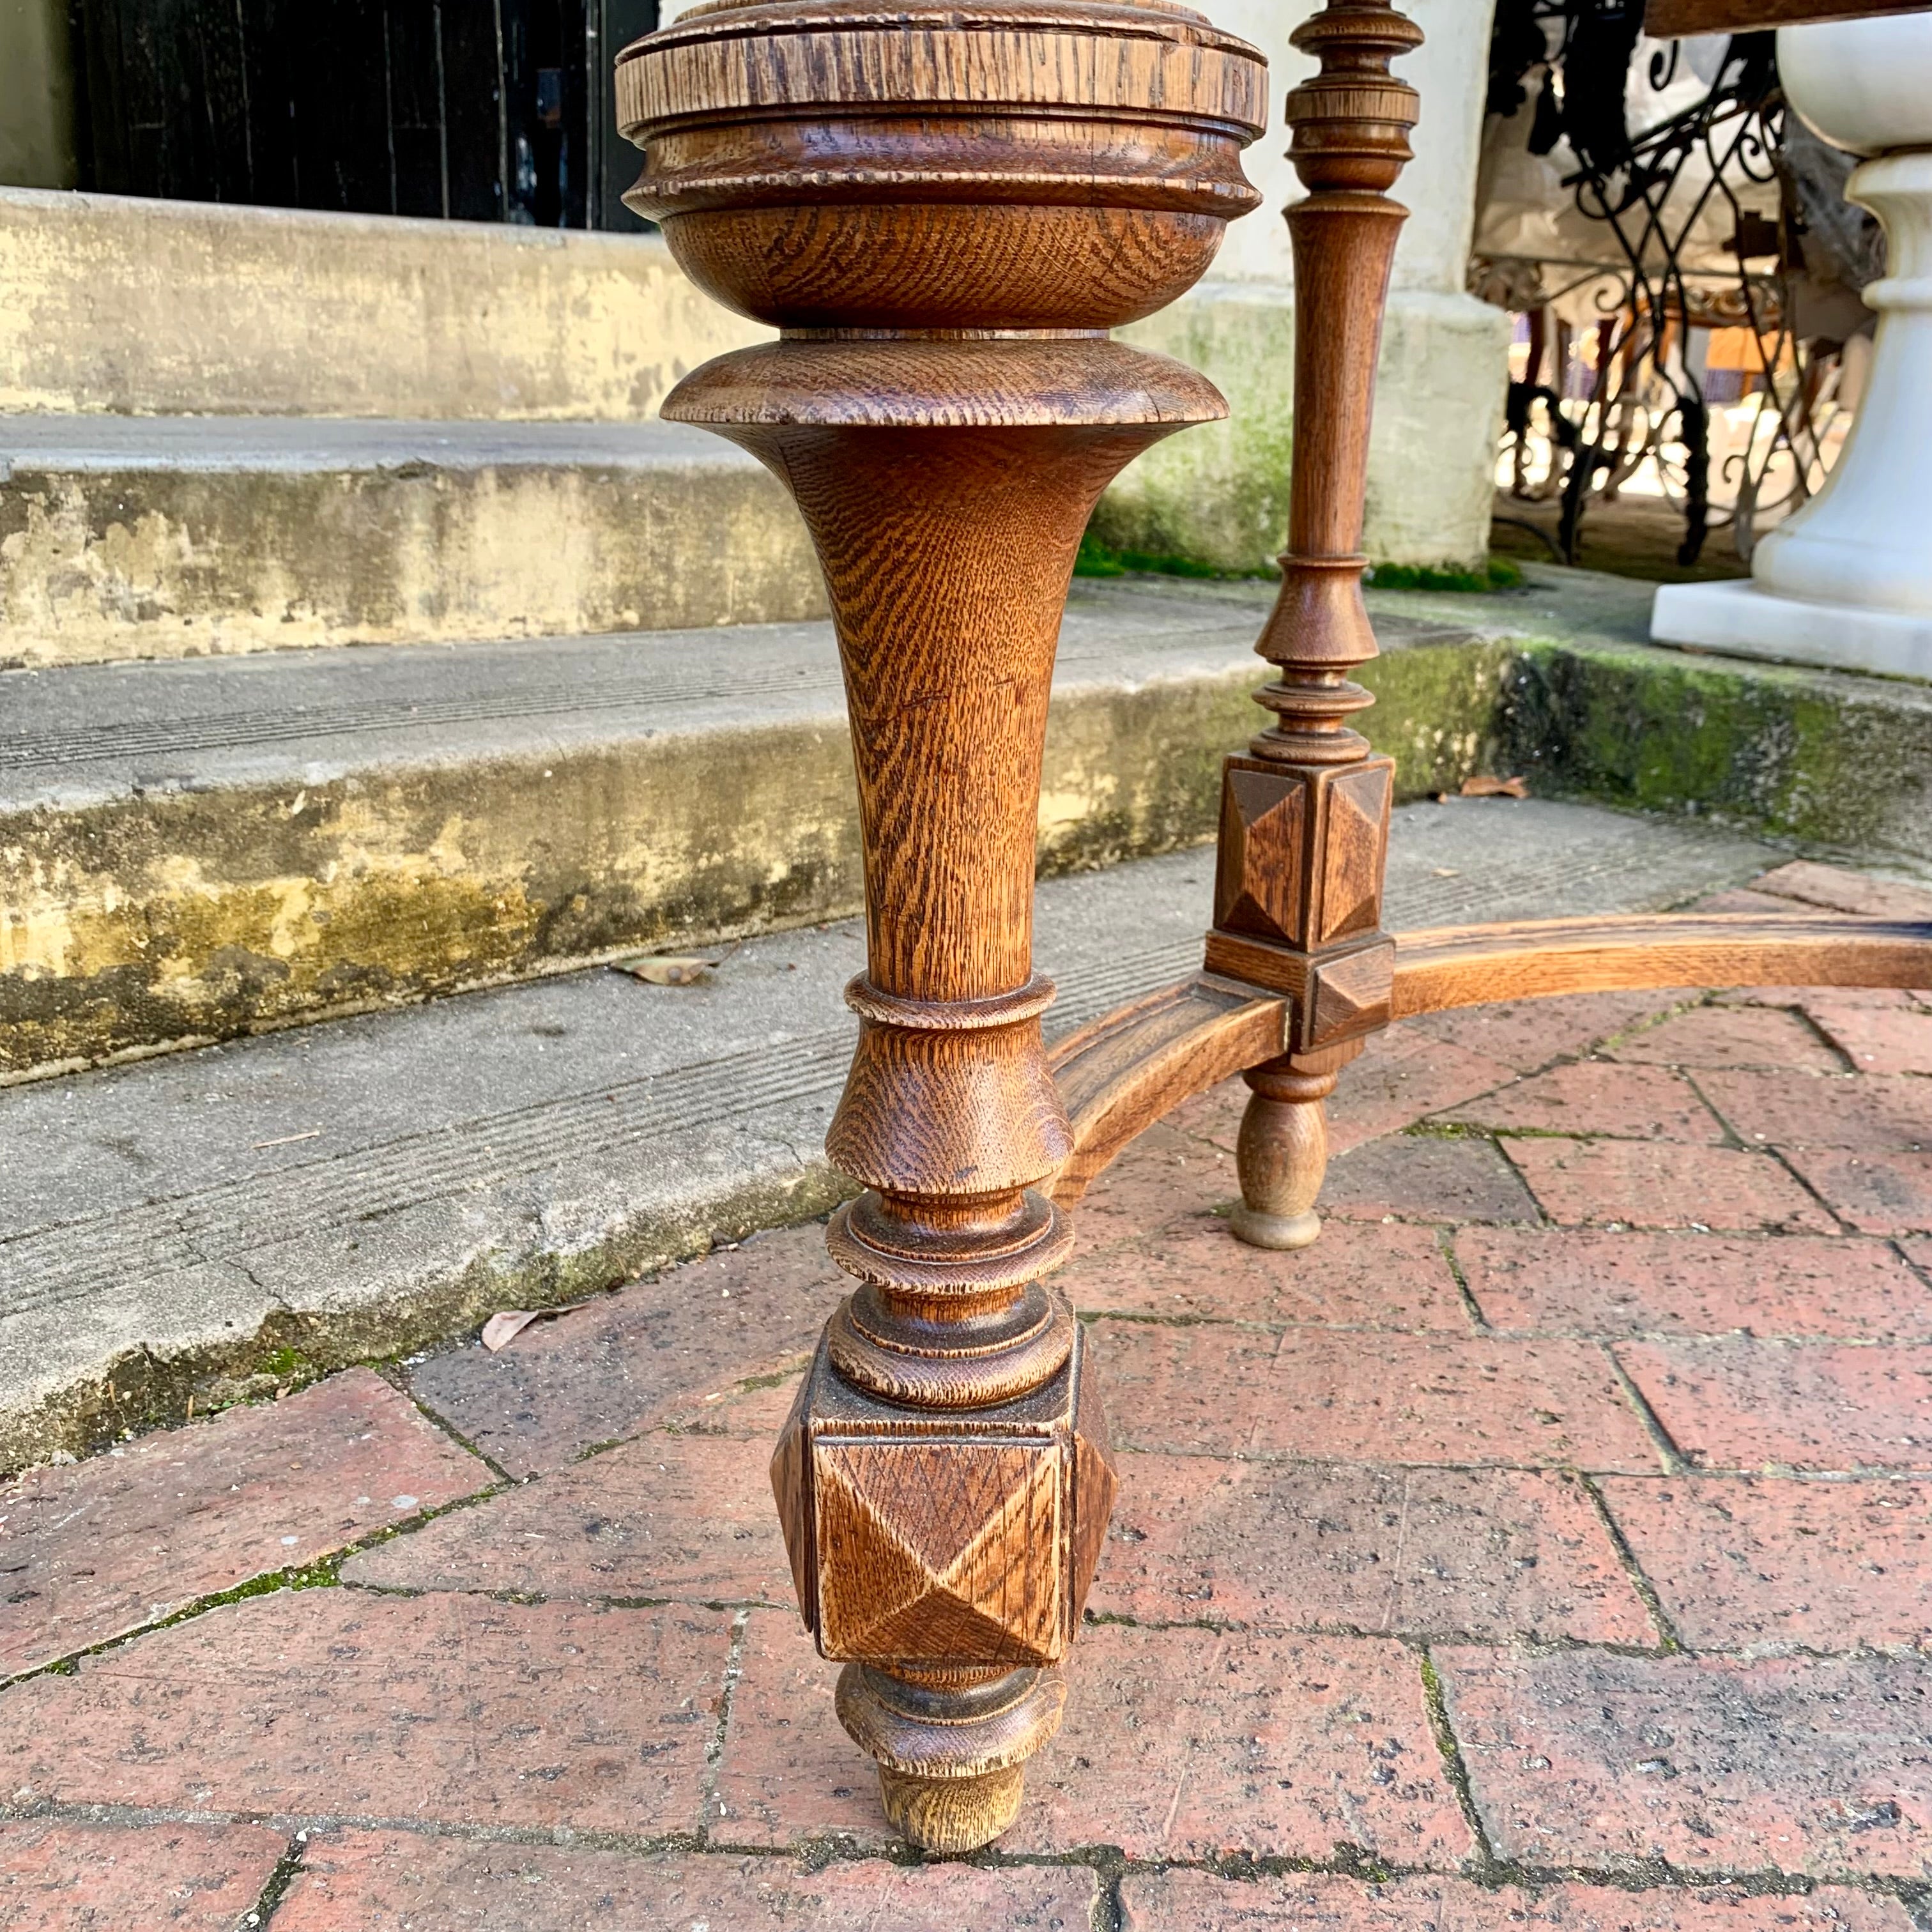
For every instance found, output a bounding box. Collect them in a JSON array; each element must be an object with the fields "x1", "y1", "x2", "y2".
[
  {"x1": 1455, "y1": 1228, "x2": 1931, "y2": 1338},
  {"x1": 0, "y1": 1591, "x2": 732, "y2": 1832},
  {"x1": 1501, "y1": 1138, "x2": 1839, "y2": 1232},
  {"x1": 1096, "y1": 1322, "x2": 1662, "y2": 1470},
  {"x1": 1119, "y1": 1871, "x2": 1915, "y2": 1932},
  {"x1": 1695, "y1": 887, "x2": 1818, "y2": 917},
  {"x1": 1406, "y1": 988, "x2": 1697, "y2": 1074},
  {"x1": 17, "y1": 857, "x2": 1932, "y2": 1917},
  {"x1": 1751, "y1": 858, "x2": 1932, "y2": 920},
  {"x1": 1696, "y1": 1070, "x2": 1932, "y2": 1151},
  {"x1": 1061, "y1": 1216, "x2": 1470, "y2": 1328},
  {"x1": 1321, "y1": 1131, "x2": 1542, "y2": 1224},
  {"x1": 1611, "y1": 1004, "x2": 1849, "y2": 1071},
  {"x1": 1013, "y1": 1622, "x2": 1472, "y2": 1864},
  {"x1": 1169, "y1": 1029, "x2": 1517, "y2": 1159},
  {"x1": 710, "y1": 1611, "x2": 893, "y2": 1846},
  {"x1": 1600, "y1": 1474, "x2": 1932, "y2": 1652},
  {"x1": 1322, "y1": 1029, "x2": 1519, "y2": 1154},
  {"x1": 405, "y1": 1222, "x2": 839, "y2": 1475},
  {"x1": 274, "y1": 1832, "x2": 1098, "y2": 1930},
  {"x1": 1783, "y1": 1149, "x2": 1932, "y2": 1235},
  {"x1": 715, "y1": 1613, "x2": 1472, "y2": 1864},
  {"x1": 342, "y1": 1428, "x2": 792, "y2": 1607},
  {"x1": 1617, "y1": 1340, "x2": 1932, "y2": 1472},
  {"x1": 1436, "y1": 1644, "x2": 1932, "y2": 1876},
  {"x1": 0, "y1": 1819, "x2": 288, "y2": 1931},
  {"x1": 1717, "y1": 983, "x2": 1924, "y2": 1012},
  {"x1": 1439, "y1": 1061, "x2": 1728, "y2": 1142},
  {"x1": 1091, "y1": 1457, "x2": 1653, "y2": 1643},
  {"x1": 0, "y1": 1369, "x2": 486, "y2": 1676},
  {"x1": 1076, "y1": 1121, "x2": 1234, "y2": 1252},
  {"x1": 1803, "y1": 998, "x2": 1932, "y2": 1075}
]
